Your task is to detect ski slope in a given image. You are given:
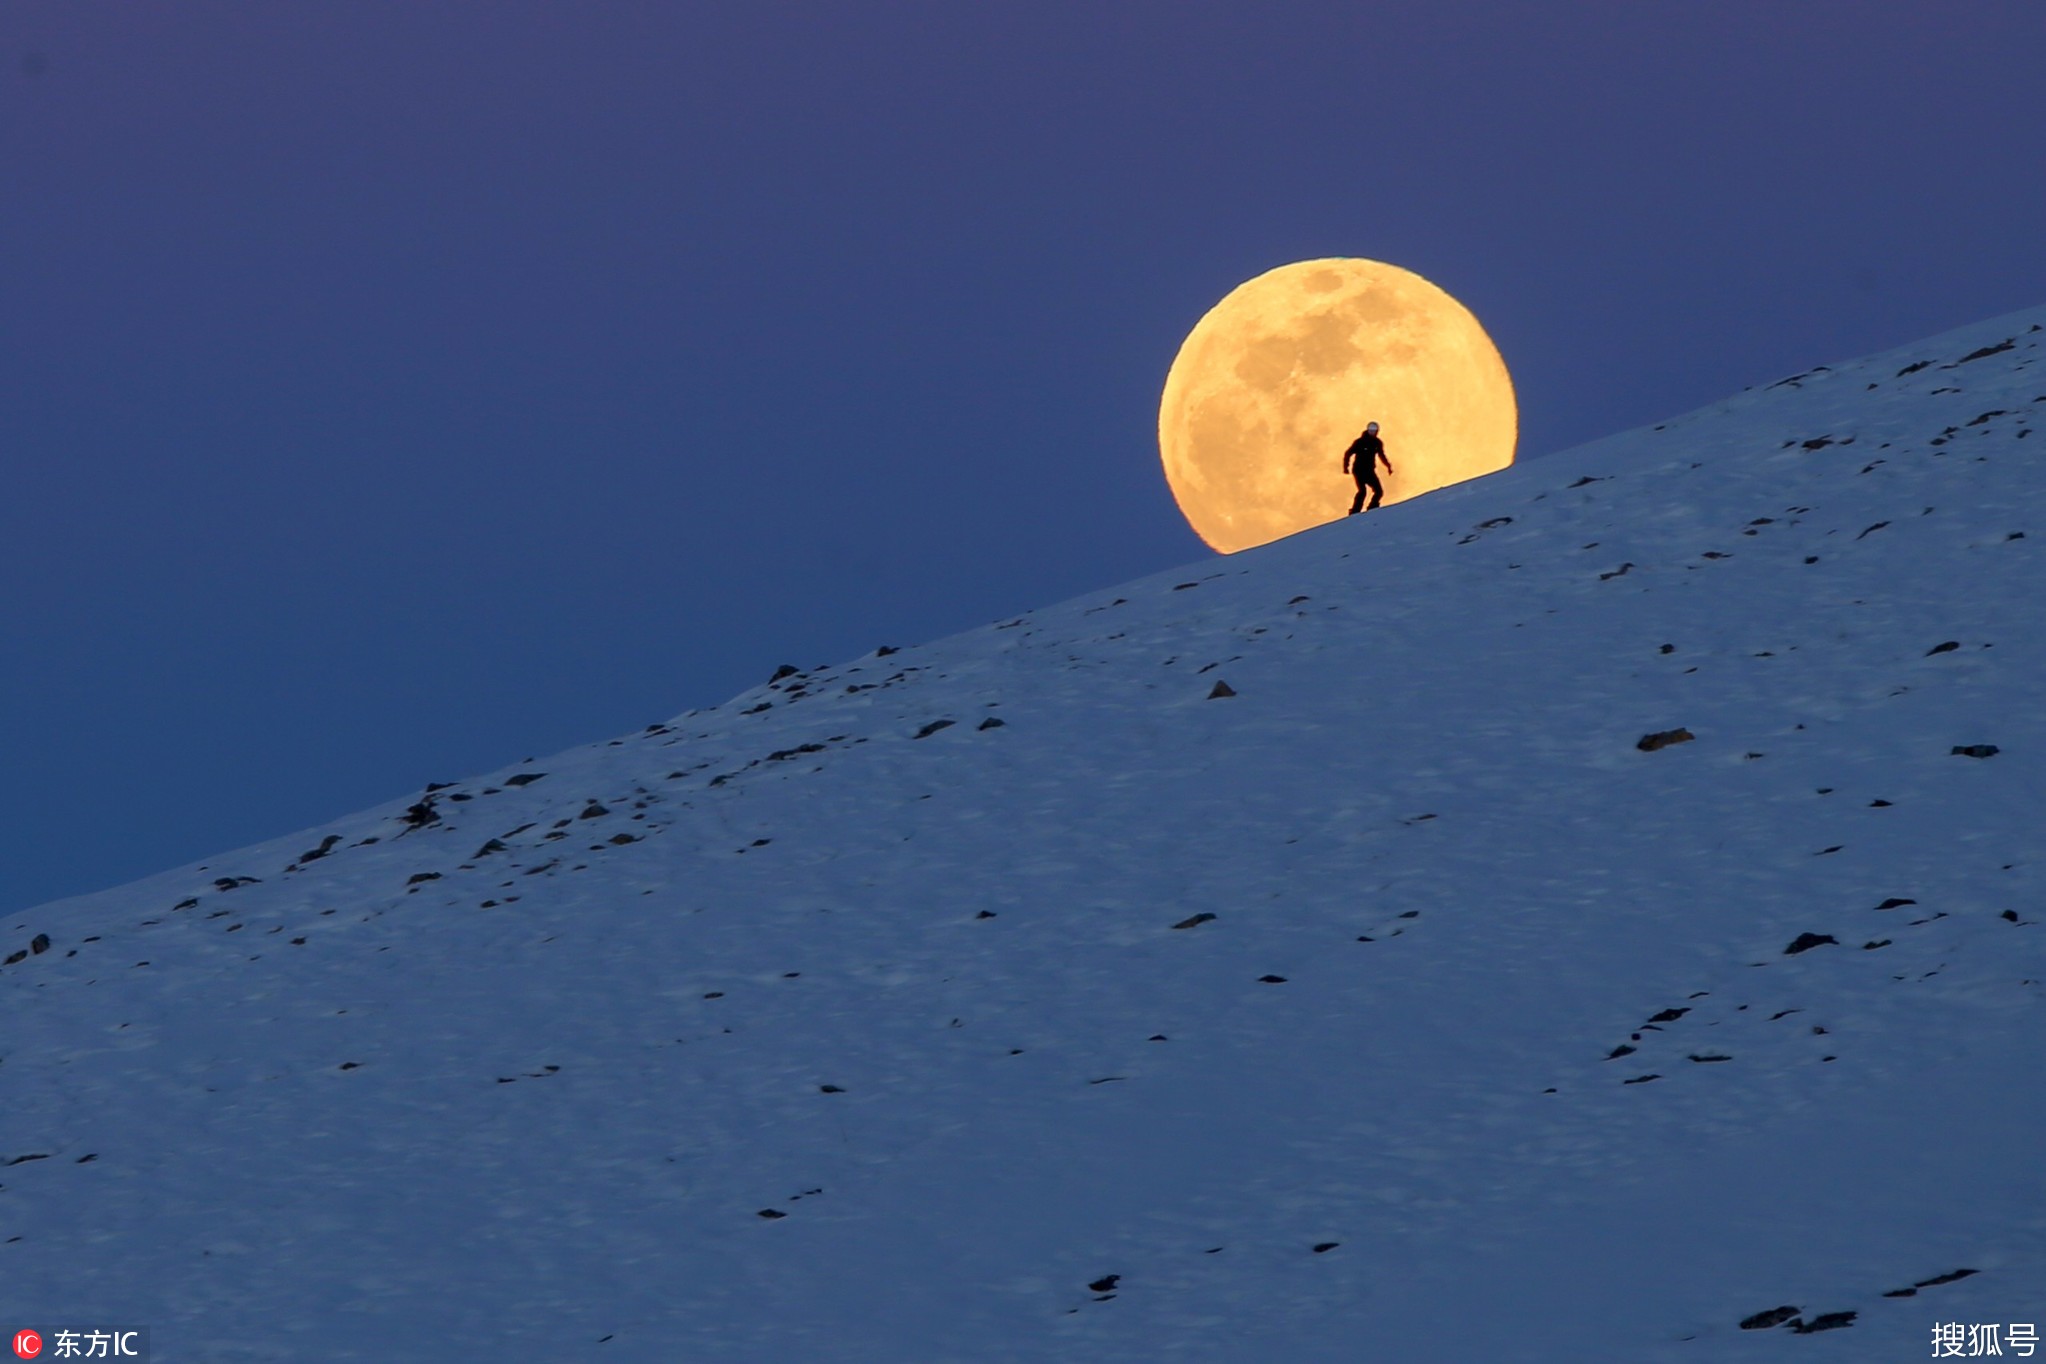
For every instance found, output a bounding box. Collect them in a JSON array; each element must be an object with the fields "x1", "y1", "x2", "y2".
[{"x1": 4, "y1": 308, "x2": 2043, "y2": 1362}]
